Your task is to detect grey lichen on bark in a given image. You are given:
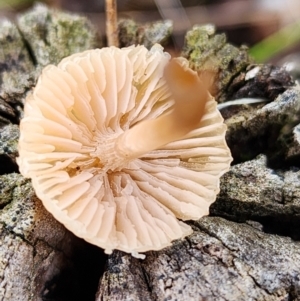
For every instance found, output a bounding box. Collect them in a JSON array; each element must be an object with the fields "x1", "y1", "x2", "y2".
[
  {"x1": 0, "y1": 20, "x2": 35, "y2": 126},
  {"x1": 211, "y1": 155, "x2": 300, "y2": 231},
  {"x1": 118, "y1": 19, "x2": 173, "y2": 49},
  {"x1": 0, "y1": 124, "x2": 20, "y2": 174}
]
